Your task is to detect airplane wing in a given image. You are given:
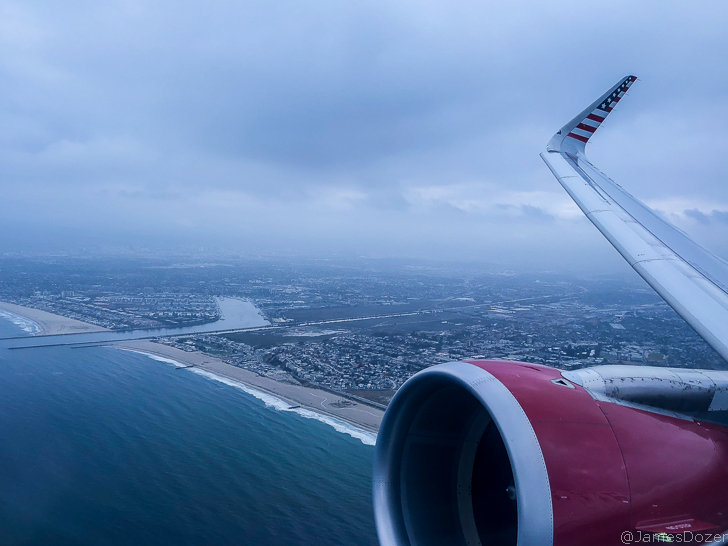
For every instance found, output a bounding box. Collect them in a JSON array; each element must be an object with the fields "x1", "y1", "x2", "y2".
[
  {"x1": 374, "y1": 78, "x2": 728, "y2": 546},
  {"x1": 540, "y1": 75, "x2": 728, "y2": 364}
]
